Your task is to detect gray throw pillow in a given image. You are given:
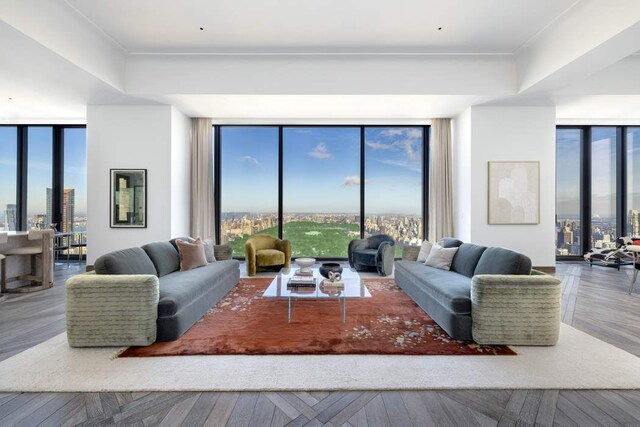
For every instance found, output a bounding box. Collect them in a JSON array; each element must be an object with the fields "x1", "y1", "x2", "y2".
[
  {"x1": 416, "y1": 240, "x2": 433, "y2": 263},
  {"x1": 424, "y1": 243, "x2": 459, "y2": 271},
  {"x1": 202, "y1": 238, "x2": 217, "y2": 263}
]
